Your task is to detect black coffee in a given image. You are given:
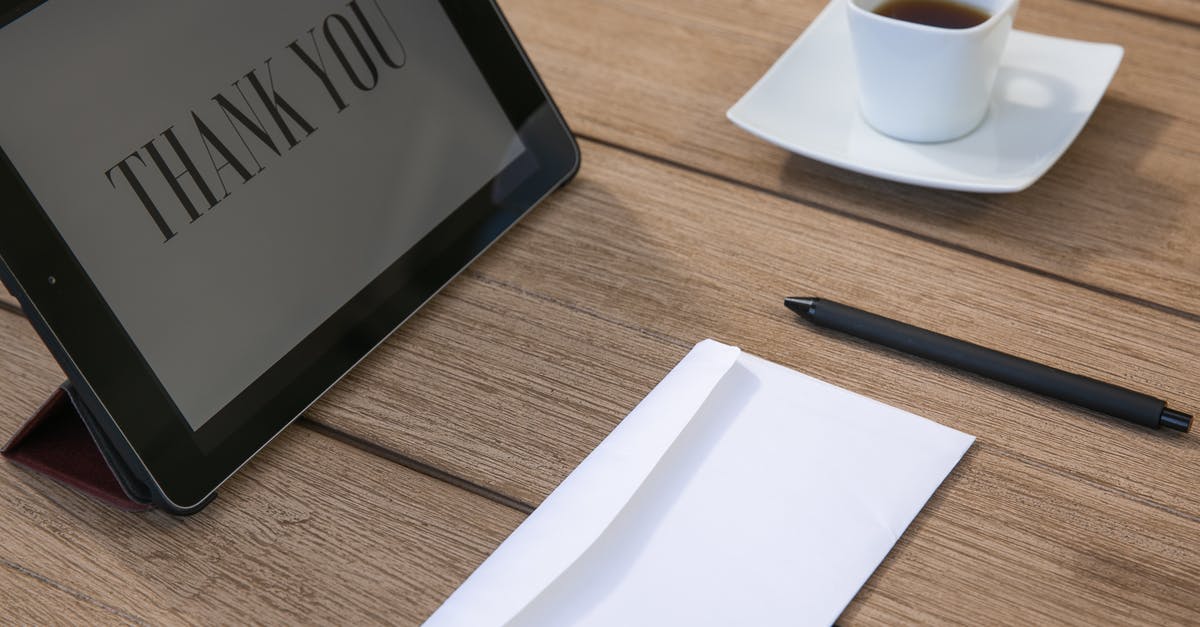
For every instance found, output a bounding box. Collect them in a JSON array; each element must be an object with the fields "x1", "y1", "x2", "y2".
[{"x1": 873, "y1": 0, "x2": 991, "y2": 28}]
